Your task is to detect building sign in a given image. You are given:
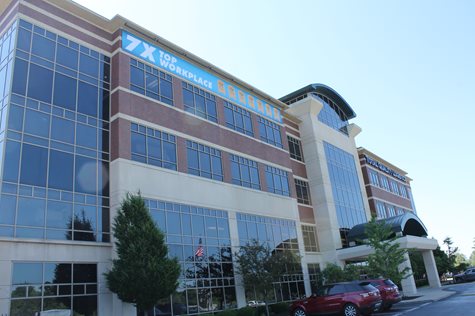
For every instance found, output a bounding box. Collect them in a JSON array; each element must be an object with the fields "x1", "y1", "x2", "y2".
[
  {"x1": 122, "y1": 30, "x2": 282, "y2": 123},
  {"x1": 364, "y1": 155, "x2": 406, "y2": 182}
]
